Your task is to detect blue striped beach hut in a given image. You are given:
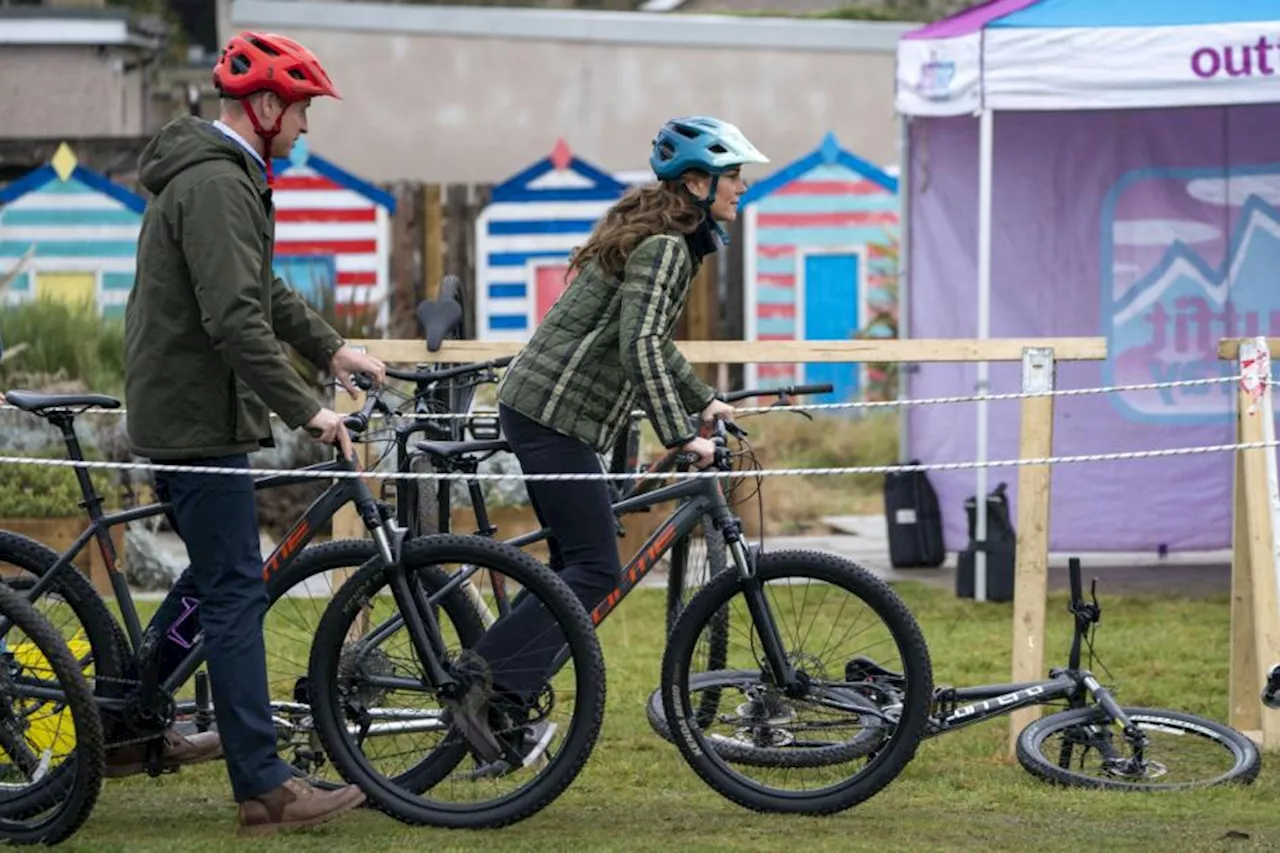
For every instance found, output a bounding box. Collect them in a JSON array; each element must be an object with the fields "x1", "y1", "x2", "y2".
[
  {"x1": 474, "y1": 139, "x2": 627, "y2": 340},
  {"x1": 741, "y1": 132, "x2": 899, "y2": 404},
  {"x1": 0, "y1": 143, "x2": 146, "y2": 319}
]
